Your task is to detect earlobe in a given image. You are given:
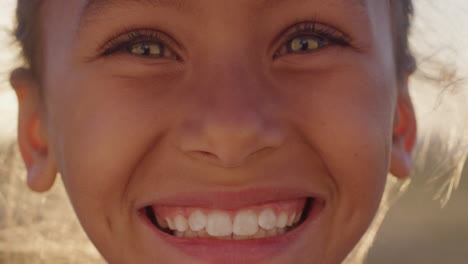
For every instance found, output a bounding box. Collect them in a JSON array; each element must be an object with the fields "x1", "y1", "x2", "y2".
[
  {"x1": 10, "y1": 68, "x2": 57, "y2": 192},
  {"x1": 390, "y1": 94, "x2": 417, "y2": 179}
]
